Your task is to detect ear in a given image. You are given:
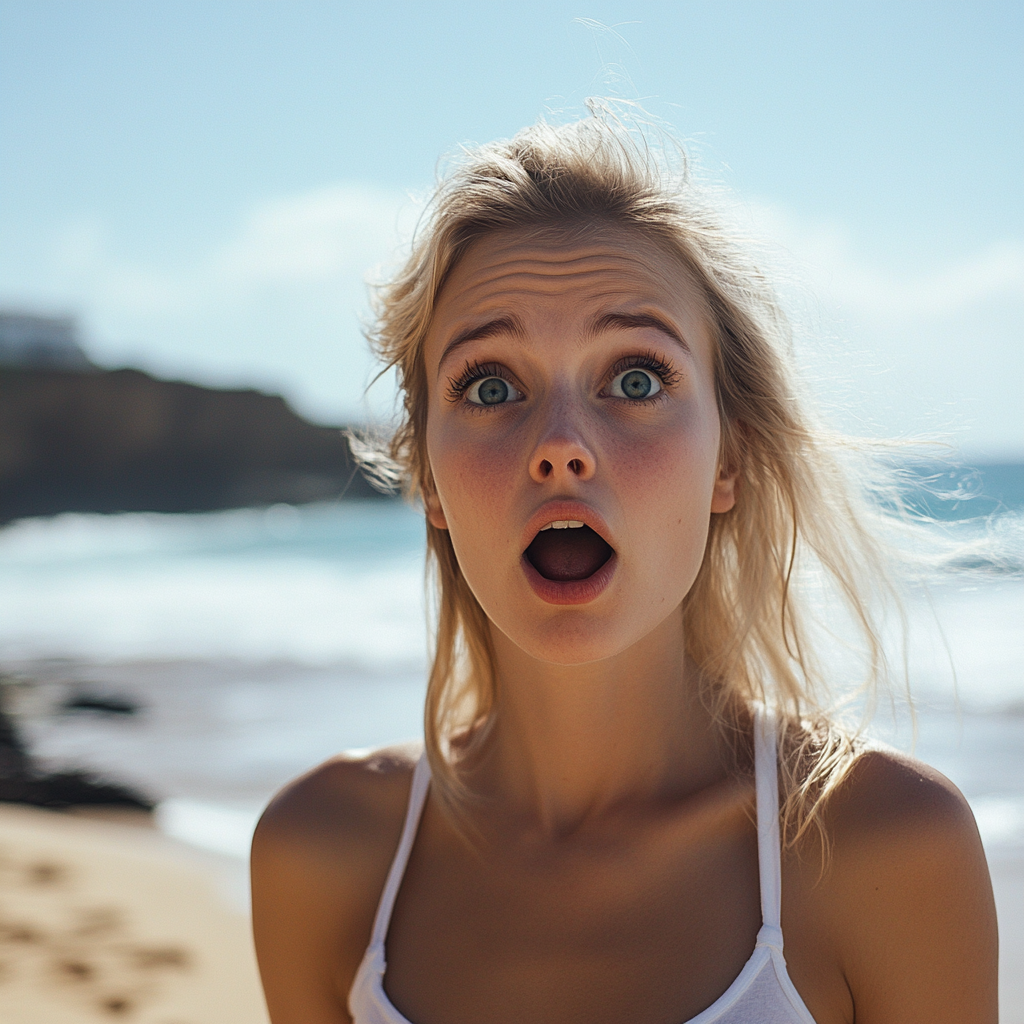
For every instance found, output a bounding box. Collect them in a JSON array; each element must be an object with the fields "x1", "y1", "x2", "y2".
[
  {"x1": 710, "y1": 460, "x2": 739, "y2": 514},
  {"x1": 422, "y1": 482, "x2": 448, "y2": 530}
]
